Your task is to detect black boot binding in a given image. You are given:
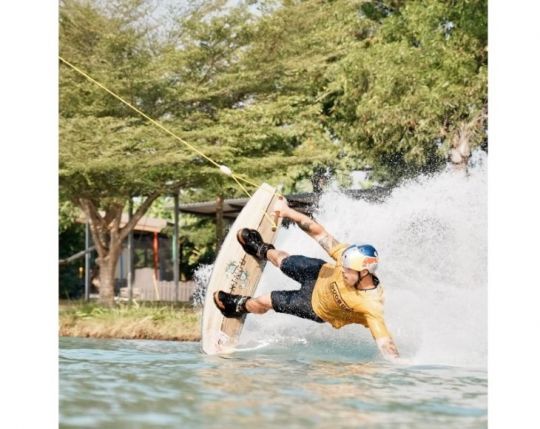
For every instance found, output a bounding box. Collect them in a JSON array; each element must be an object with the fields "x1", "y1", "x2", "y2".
[
  {"x1": 213, "y1": 291, "x2": 251, "y2": 318},
  {"x1": 236, "y1": 228, "x2": 275, "y2": 261}
]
